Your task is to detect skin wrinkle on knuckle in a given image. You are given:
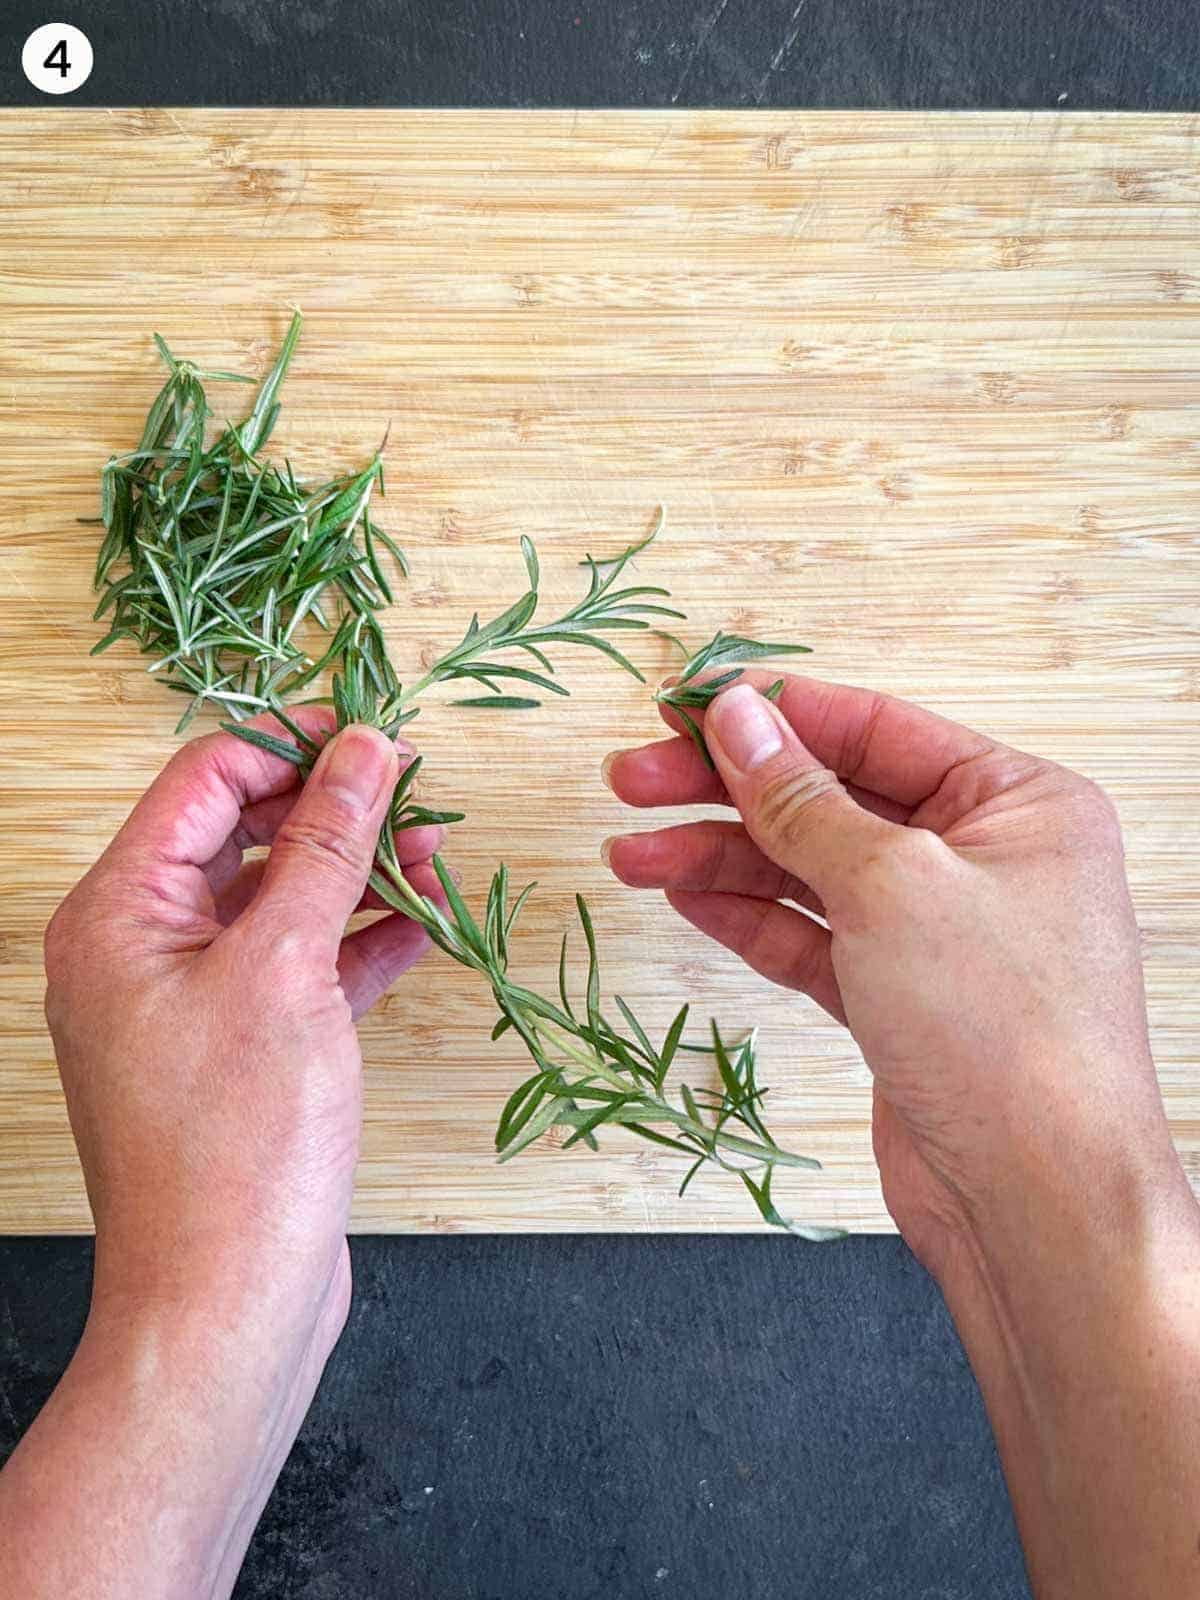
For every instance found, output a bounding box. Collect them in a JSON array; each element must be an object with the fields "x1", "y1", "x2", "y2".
[
  {"x1": 939, "y1": 745, "x2": 1034, "y2": 818},
  {"x1": 175, "y1": 733, "x2": 244, "y2": 804},
  {"x1": 754, "y1": 765, "x2": 842, "y2": 851},
  {"x1": 836, "y1": 689, "x2": 890, "y2": 786},
  {"x1": 696, "y1": 828, "x2": 732, "y2": 893},
  {"x1": 275, "y1": 811, "x2": 365, "y2": 879},
  {"x1": 131, "y1": 860, "x2": 193, "y2": 908}
]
